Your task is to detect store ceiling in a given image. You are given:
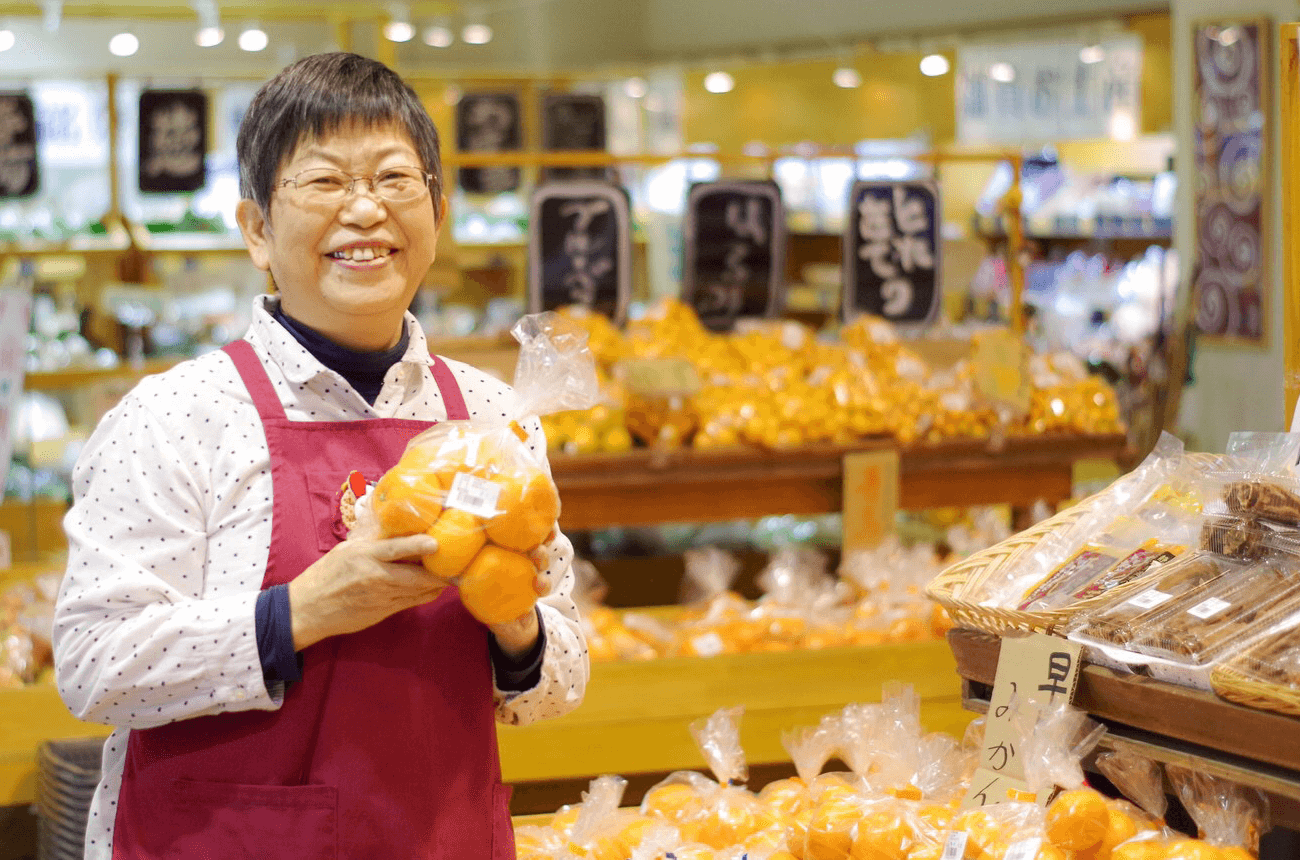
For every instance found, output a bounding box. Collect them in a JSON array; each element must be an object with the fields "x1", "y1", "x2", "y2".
[{"x1": 0, "y1": 0, "x2": 1167, "y2": 78}]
